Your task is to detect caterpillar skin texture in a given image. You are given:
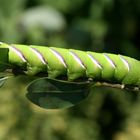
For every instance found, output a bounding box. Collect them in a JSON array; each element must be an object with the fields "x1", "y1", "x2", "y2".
[{"x1": 1, "y1": 42, "x2": 140, "y2": 86}]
